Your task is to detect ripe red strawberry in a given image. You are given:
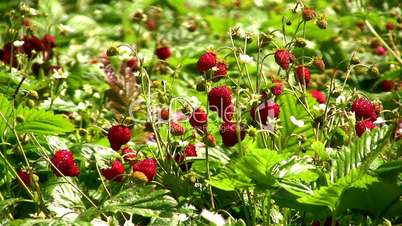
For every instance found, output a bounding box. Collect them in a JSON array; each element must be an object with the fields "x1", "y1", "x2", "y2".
[
  {"x1": 274, "y1": 49, "x2": 294, "y2": 70},
  {"x1": 21, "y1": 35, "x2": 44, "y2": 58},
  {"x1": 121, "y1": 147, "x2": 137, "y2": 161},
  {"x1": 270, "y1": 80, "x2": 284, "y2": 96},
  {"x1": 251, "y1": 101, "x2": 280, "y2": 125},
  {"x1": 51, "y1": 149, "x2": 80, "y2": 177},
  {"x1": 381, "y1": 80, "x2": 395, "y2": 92},
  {"x1": 208, "y1": 85, "x2": 232, "y2": 112},
  {"x1": 155, "y1": 46, "x2": 172, "y2": 60},
  {"x1": 295, "y1": 66, "x2": 311, "y2": 86},
  {"x1": 220, "y1": 121, "x2": 246, "y2": 147},
  {"x1": 0, "y1": 42, "x2": 18, "y2": 67},
  {"x1": 160, "y1": 108, "x2": 169, "y2": 120},
  {"x1": 197, "y1": 52, "x2": 217, "y2": 72},
  {"x1": 108, "y1": 125, "x2": 131, "y2": 151},
  {"x1": 175, "y1": 144, "x2": 197, "y2": 171},
  {"x1": 375, "y1": 46, "x2": 387, "y2": 56},
  {"x1": 355, "y1": 119, "x2": 375, "y2": 137},
  {"x1": 146, "y1": 18, "x2": 157, "y2": 31},
  {"x1": 132, "y1": 158, "x2": 157, "y2": 182},
  {"x1": 313, "y1": 57, "x2": 325, "y2": 72},
  {"x1": 189, "y1": 107, "x2": 208, "y2": 133},
  {"x1": 170, "y1": 121, "x2": 185, "y2": 136},
  {"x1": 310, "y1": 90, "x2": 326, "y2": 104},
  {"x1": 351, "y1": 98, "x2": 377, "y2": 121},
  {"x1": 17, "y1": 169, "x2": 30, "y2": 186},
  {"x1": 126, "y1": 57, "x2": 139, "y2": 71},
  {"x1": 218, "y1": 103, "x2": 234, "y2": 122},
  {"x1": 101, "y1": 159, "x2": 125, "y2": 182},
  {"x1": 385, "y1": 22, "x2": 395, "y2": 31},
  {"x1": 212, "y1": 61, "x2": 228, "y2": 81},
  {"x1": 42, "y1": 34, "x2": 56, "y2": 48}
]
